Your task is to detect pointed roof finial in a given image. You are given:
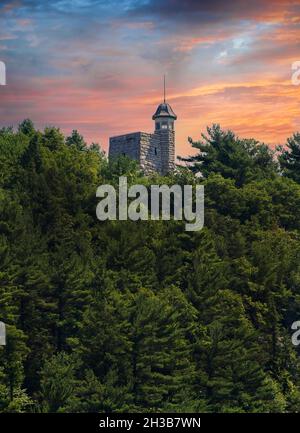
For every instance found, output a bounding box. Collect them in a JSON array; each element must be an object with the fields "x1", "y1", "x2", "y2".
[{"x1": 152, "y1": 74, "x2": 177, "y2": 120}]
